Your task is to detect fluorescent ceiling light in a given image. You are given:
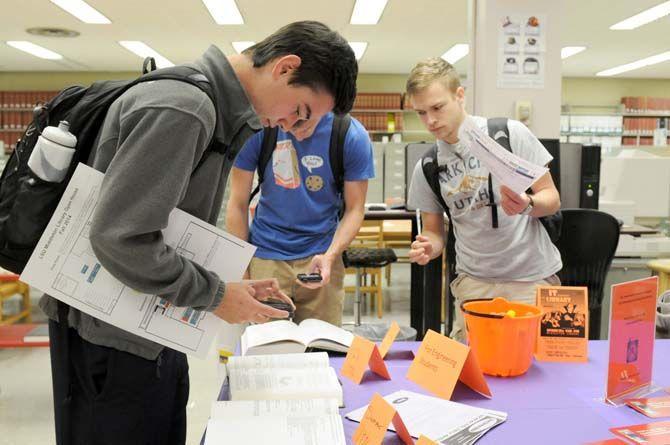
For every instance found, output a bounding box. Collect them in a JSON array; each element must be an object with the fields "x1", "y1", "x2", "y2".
[
  {"x1": 441, "y1": 44, "x2": 469, "y2": 64},
  {"x1": 50, "y1": 0, "x2": 111, "y2": 24},
  {"x1": 610, "y1": 1, "x2": 670, "y2": 30},
  {"x1": 350, "y1": 0, "x2": 388, "y2": 24},
  {"x1": 118, "y1": 41, "x2": 174, "y2": 68},
  {"x1": 6, "y1": 41, "x2": 63, "y2": 60},
  {"x1": 232, "y1": 41, "x2": 255, "y2": 53},
  {"x1": 202, "y1": 0, "x2": 244, "y2": 25},
  {"x1": 348, "y1": 42, "x2": 368, "y2": 61},
  {"x1": 596, "y1": 51, "x2": 670, "y2": 76},
  {"x1": 561, "y1": 46, "x2": 587, "y2": 59}
]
